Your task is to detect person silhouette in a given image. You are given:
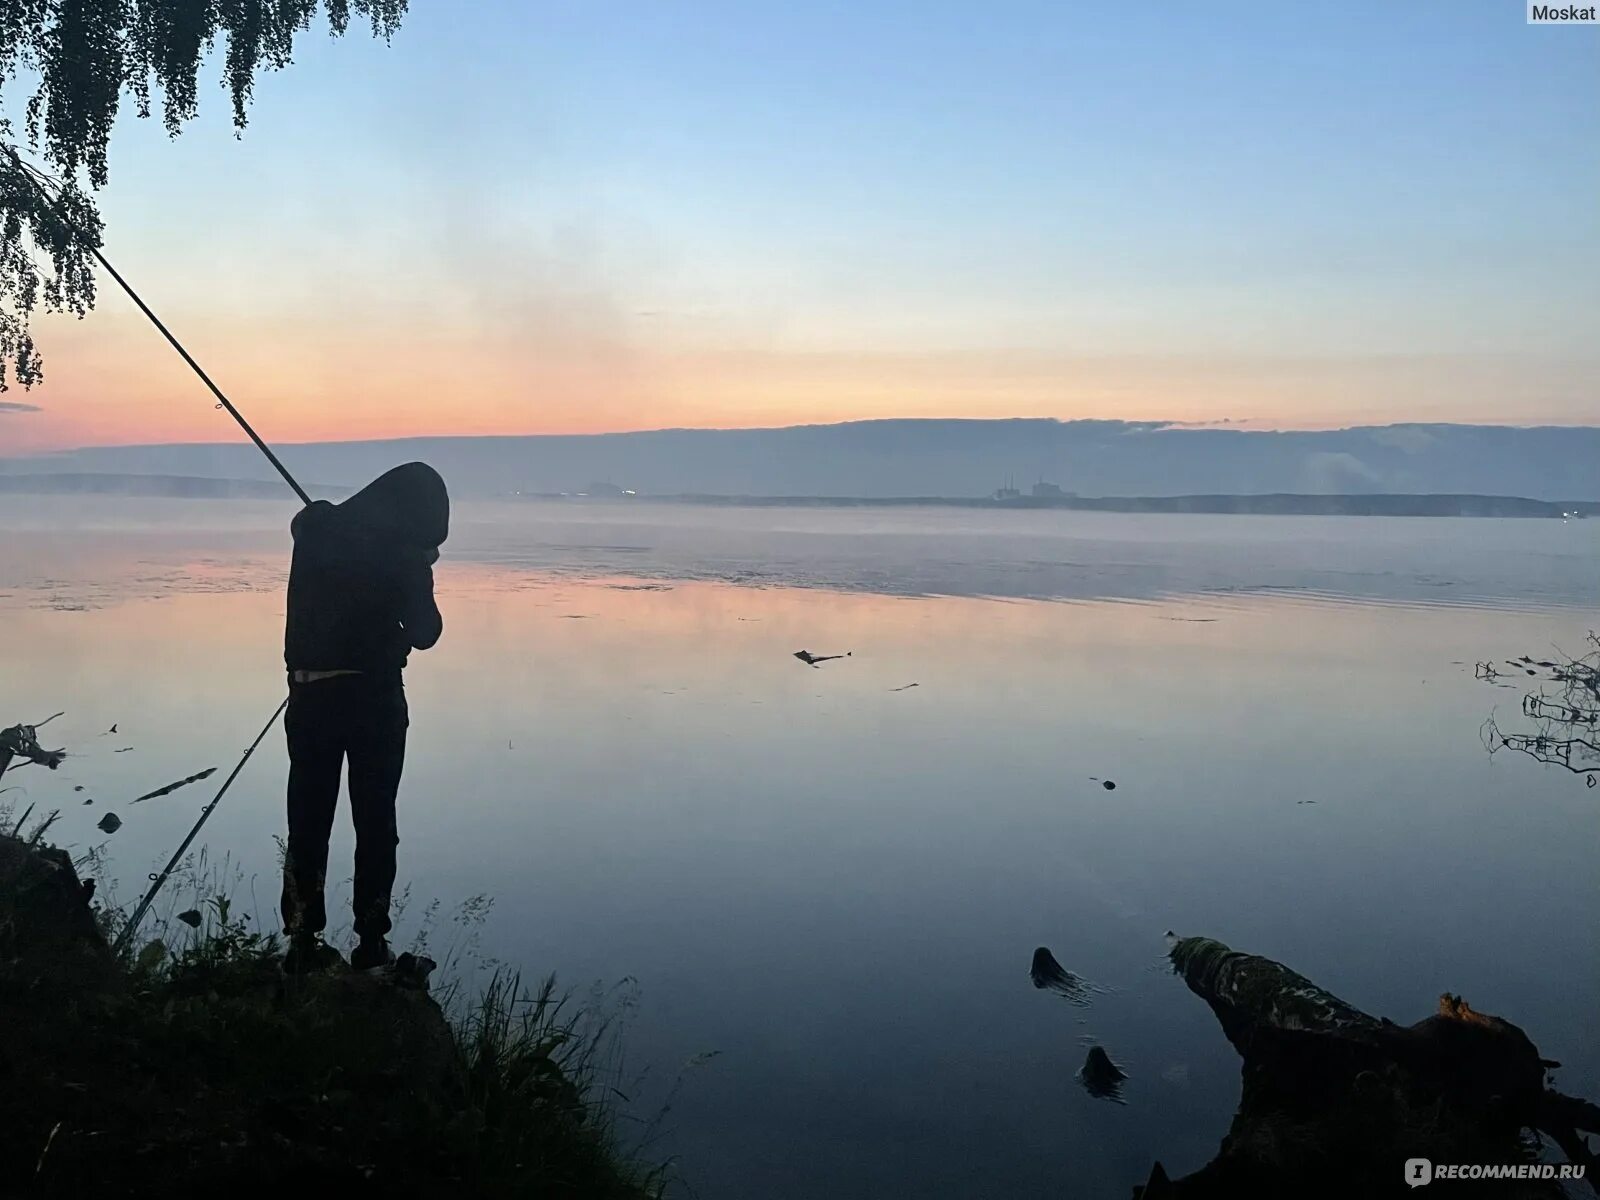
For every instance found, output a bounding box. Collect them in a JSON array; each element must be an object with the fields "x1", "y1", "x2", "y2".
[{"x1": 280, "y1": 462, "x2": 447, "y2": 973}]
